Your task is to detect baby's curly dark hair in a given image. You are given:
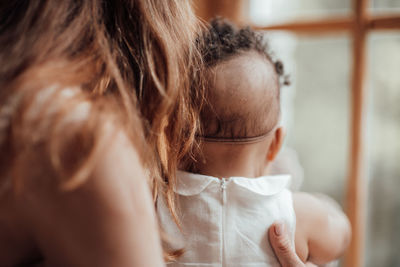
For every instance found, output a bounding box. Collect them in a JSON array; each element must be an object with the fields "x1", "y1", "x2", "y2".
[
  {"x1": 199, "y1": 18, "x2": 289, "y2": 86},
  {"x1": 193, "y1": 18, "x2": 290, "y2": 141}
]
